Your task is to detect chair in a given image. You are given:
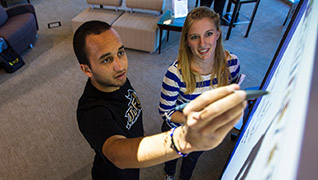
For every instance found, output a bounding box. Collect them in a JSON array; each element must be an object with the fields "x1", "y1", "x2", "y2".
[
  {"x1": 283, "y1": 0, "x2": 299, "y2": 26},
  {"x1": 223, "y1": 0, "x2": 261, "y2": 40},
  {"x1": 0, "y1": 4, "x2": 38, "y2": 54},
  {"x1": 0, "y1": 0, "x2": 30, "y2": 8},
  {"x1": 112, "y1": 0, "x2": 164, "y2": 53},
  {"x1": 71, "y1": 0, "x2": 124, "y2": 32}
]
